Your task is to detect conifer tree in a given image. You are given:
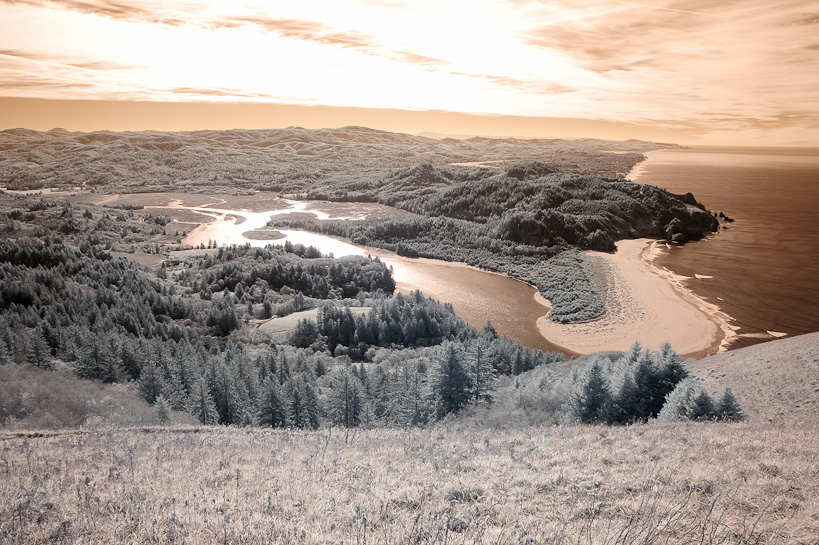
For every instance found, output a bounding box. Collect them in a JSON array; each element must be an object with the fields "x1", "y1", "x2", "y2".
[
  {"x1": 256, "y1": 379, "x2": 287, "y2": 428},
  {"x1": 609, "y1": 371, "x2": 638, "y2": 424},
  {"x1": 328, "y1": 366, "x2": 363, "y2": 428},
  {"x1": 714, "y1": 387, "x2": 746, "y2": 421},
  {"x1": 468, "y1": 339, "x2": 497, "y2": 404},
  {"x1": 632, "y1": 350, "x2": 663, "y2": 420},
  {"x1": 154, "y1": 395, "x2": 171, "y2": 424},
  {"x1": 138, "y1": 360, "x2": 167, "y2": 404},
  {"x1": 428, "y1": 341, "x2": 472, "y2": 420},
  {"x1": 570, "y1": 360, "x2": 611, "y2": 424},
  {"x1": 288, "y1": 379, "x2": 320, "y2": 429},
  {"x1": 657, "y1": 378, "x2": 716, "y2": 421},
  {"x1": 77, "y1": 332, "x2": 123, "y2": 383},
  {"x1": 189, "y1": 377, "x2": 219, "y2": 425},
  {"x1": 657, "y1": 342, "x2": 688, "y2": 387},
  {"x1": 26, "y1": 327, "x2": 53, "y2": 369}
]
